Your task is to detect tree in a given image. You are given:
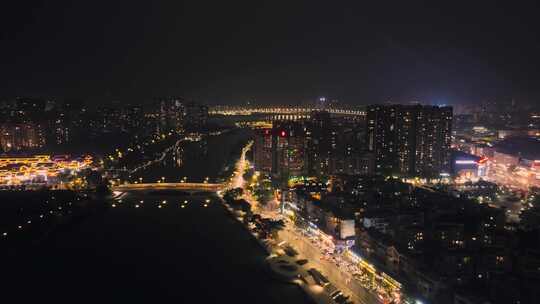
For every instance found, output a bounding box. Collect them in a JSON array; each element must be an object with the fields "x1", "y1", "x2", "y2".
[
  {"x1": 96, "y1": 177, "x2": 111, "y2": 195},
  {"x1": 83, "y1": 169, "x2": 103, "y2": 189},
  {"x1": 223, "y1": 187, "x2": 243, "y2": 203},
  {"x1": 243, "y1": 168, "x2": 254, "y2": 182},
  {"x1": 253, "y1": 188, "x2": 273, "y2": 206},
  {"x1": 253, "y1": 178, "x2": 274, "y2": 206},
  {"x1": 230, "y1": 198, "x2": 251, "y2": 212},
  {"x1": 528, "y1": 187, "x2": 540, "y2": 209},
  {"x1": 236, "y1": 199, "x2": 253, "y2": 223},
  {"x1": 267, "y1": 219, "x2": 286, "y2": 239}
]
